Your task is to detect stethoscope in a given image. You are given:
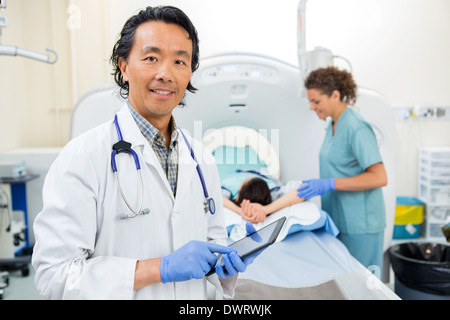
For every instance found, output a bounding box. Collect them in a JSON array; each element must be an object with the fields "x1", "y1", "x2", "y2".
[{"x1": 111, "y1": 114, "x2": 216, "y2": 220}]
